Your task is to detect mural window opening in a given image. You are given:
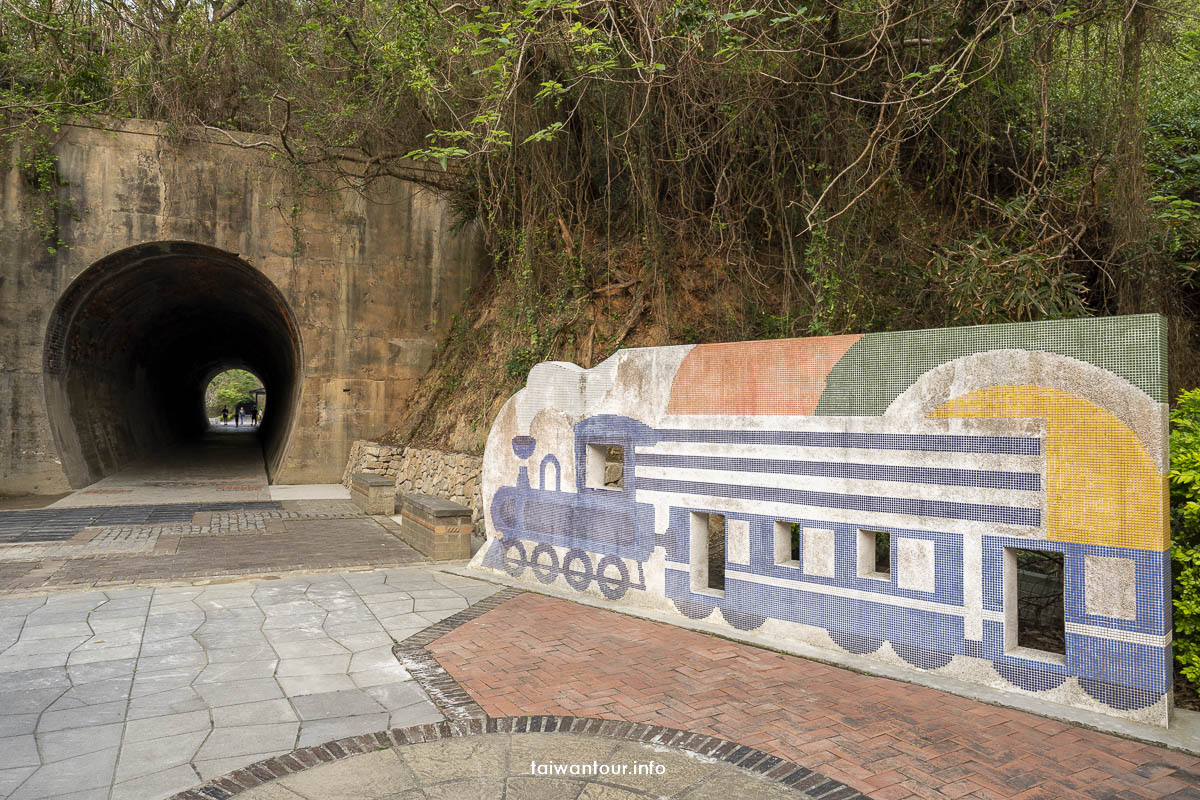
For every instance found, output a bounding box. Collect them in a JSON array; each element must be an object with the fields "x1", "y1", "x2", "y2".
[
  {"x1": 773, "y1": 520, "x2": 802, "y2": 566},
  {"x1": 858, "y1": 529, "x2": 891, "y2": 580},
  {"x1": 586, "y1": 443, "x2": 624, "y2": 490},
  {"x1": 1013, "y1": 548, "x2": 1066, "y2": 655},
  {"x1": 690, "y1": 511, "x2": 726, "y2": 594}
]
